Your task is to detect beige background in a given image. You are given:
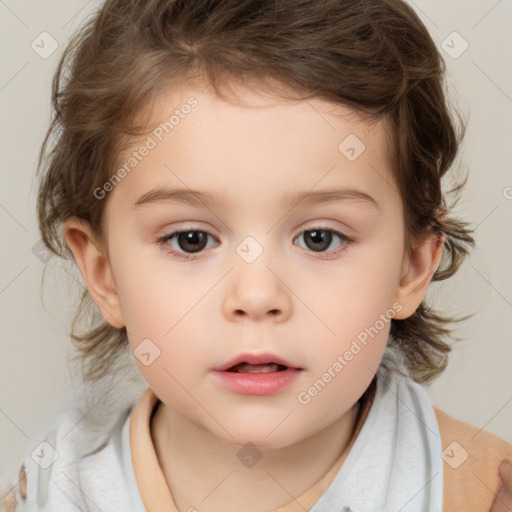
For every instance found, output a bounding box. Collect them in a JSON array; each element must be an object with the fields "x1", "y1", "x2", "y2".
[{"x1": 1, "y1": 0, "x2": 511, "y2": 490}]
